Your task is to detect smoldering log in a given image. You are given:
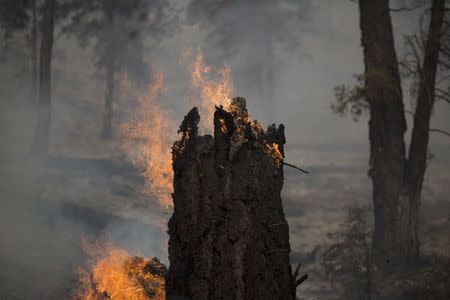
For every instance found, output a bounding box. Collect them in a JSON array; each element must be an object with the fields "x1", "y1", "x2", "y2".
[{"x1": 166, "y1": 97, "x2": 297, "y2": 300}]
